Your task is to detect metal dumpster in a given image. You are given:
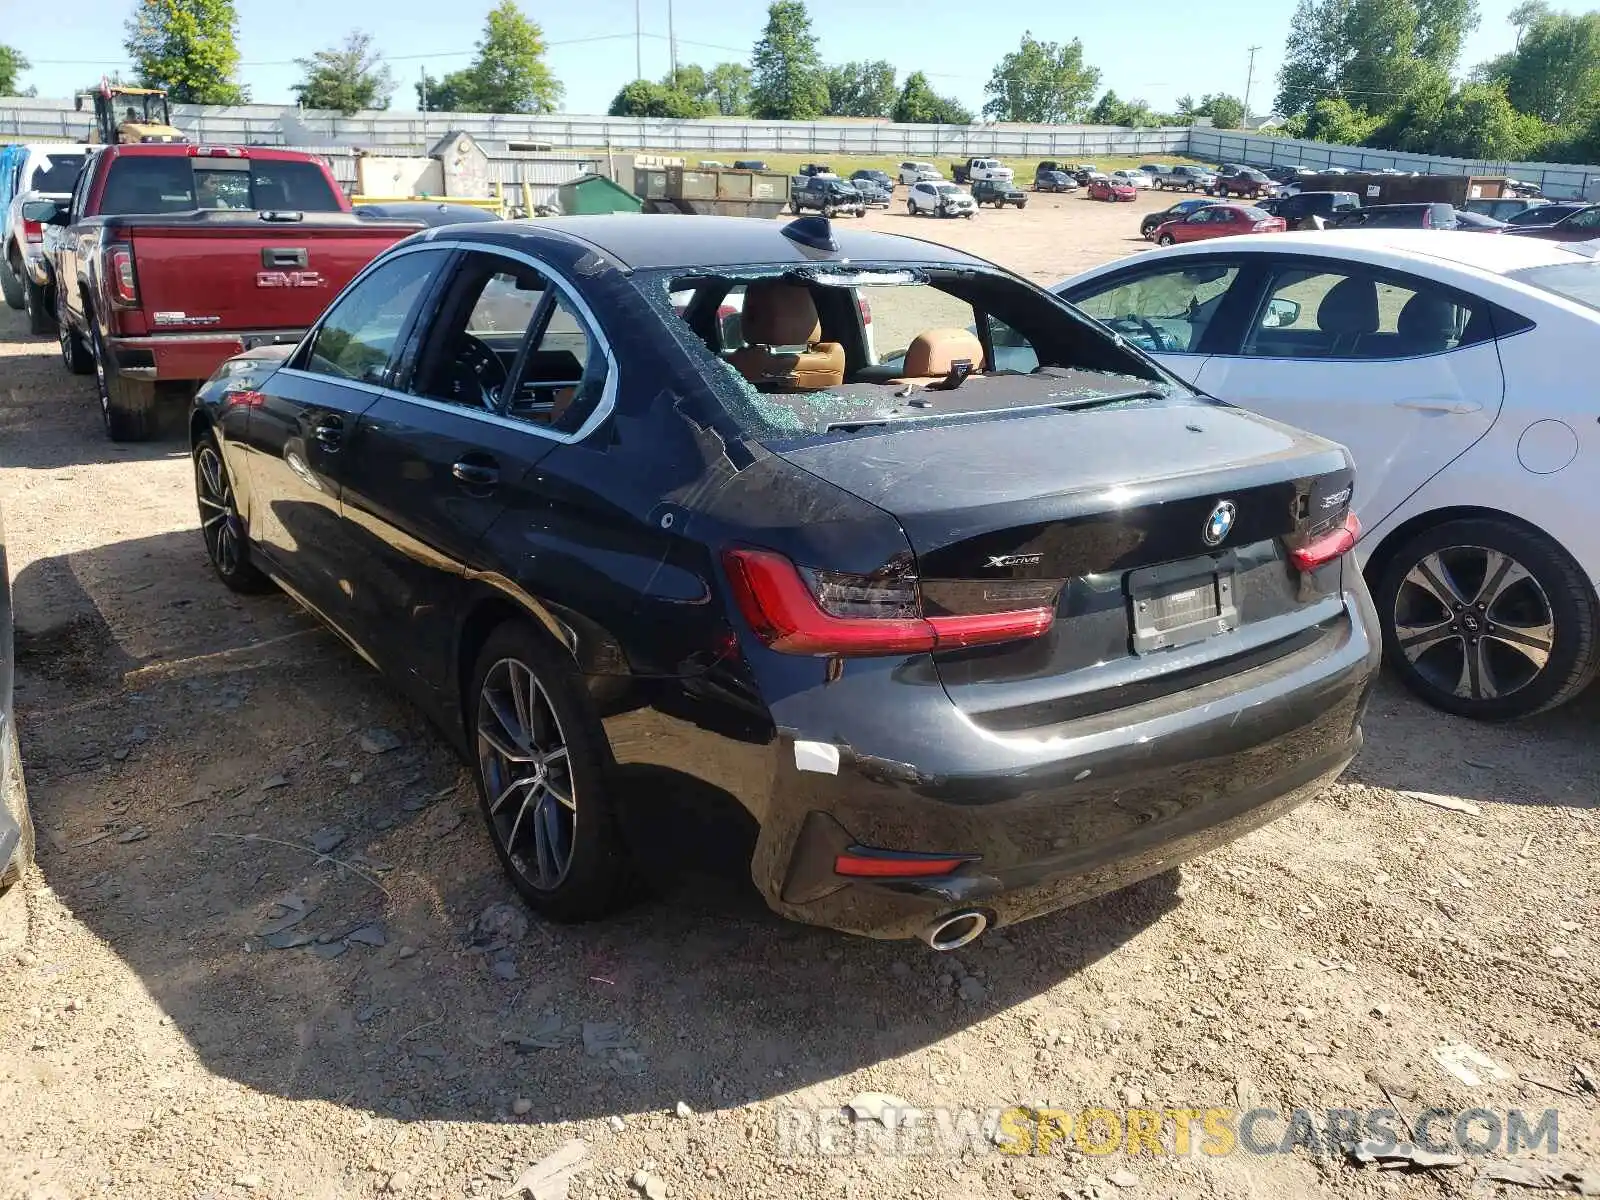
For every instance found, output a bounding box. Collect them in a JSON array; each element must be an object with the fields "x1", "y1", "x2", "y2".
[{"x1": 636, "y1": 167, "x2": 791, "y2": 218}]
